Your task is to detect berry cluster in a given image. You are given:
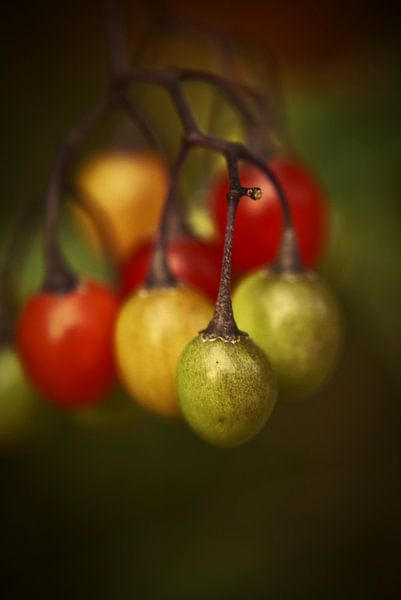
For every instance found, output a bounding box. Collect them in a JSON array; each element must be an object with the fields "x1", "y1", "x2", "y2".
[{"x1": 0, "y1": 4, "x2": 343, "y2": 448}]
